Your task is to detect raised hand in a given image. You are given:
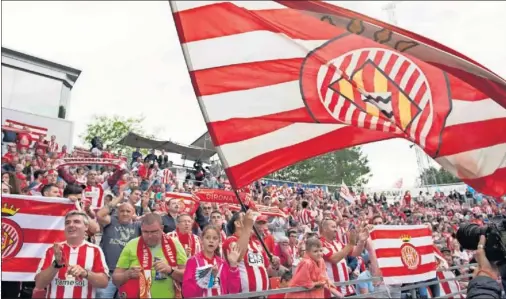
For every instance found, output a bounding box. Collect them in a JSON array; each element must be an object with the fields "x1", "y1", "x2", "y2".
[
  {"x1": 358, "y1": 222, "x2": 370, "y2": 242},
  {"x1": 242, "y1": 209, "x2": 256, "y2": 229},
  {"x1": 227, "y1": 243, "x2": 240, "y2": 267},
  {"x1": 348, "y1": 229, "x2": 358, "y2": 246},
  {"x1": 53, "y1": 243, "x2": 64, "y2": 265}
]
